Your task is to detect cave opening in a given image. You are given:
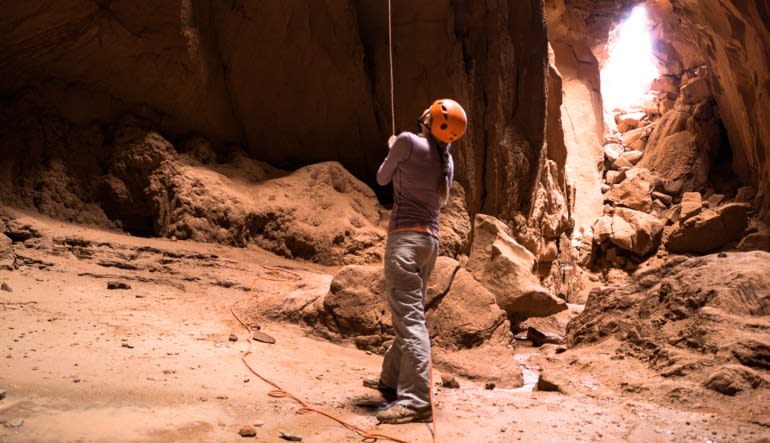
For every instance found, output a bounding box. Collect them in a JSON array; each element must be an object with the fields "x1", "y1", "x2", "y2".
[{"x1": 600, "y1": 5, "x2": 658, "y2": 129}]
